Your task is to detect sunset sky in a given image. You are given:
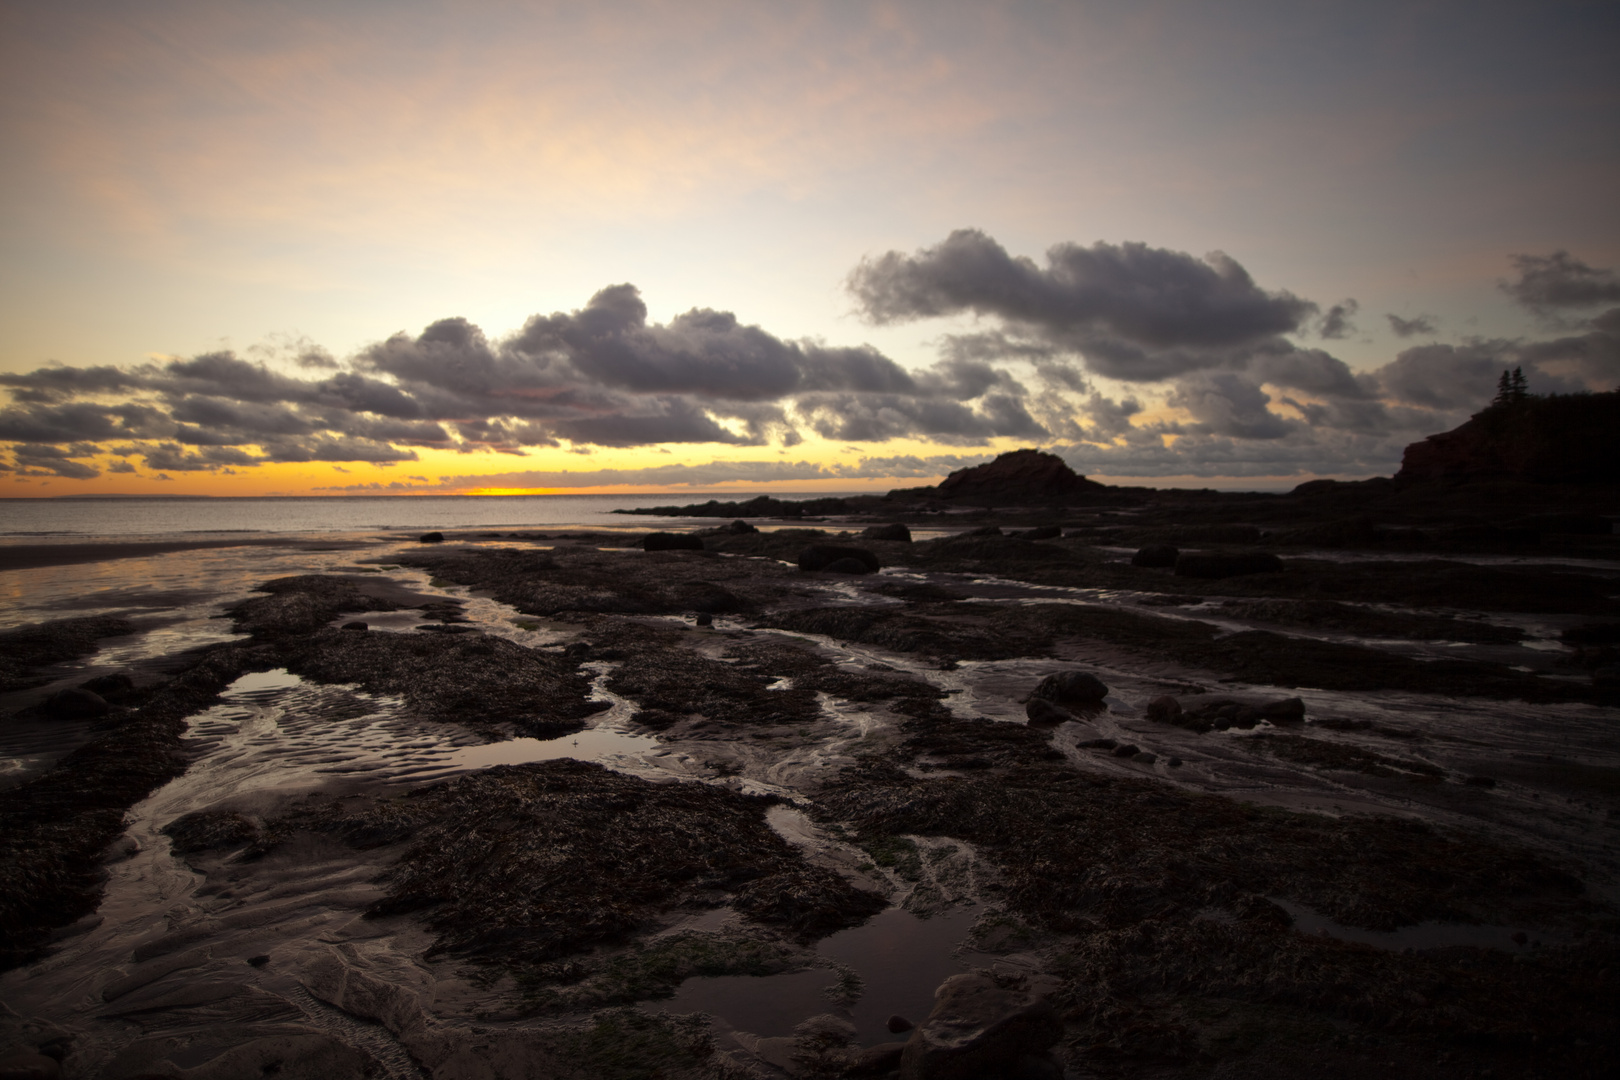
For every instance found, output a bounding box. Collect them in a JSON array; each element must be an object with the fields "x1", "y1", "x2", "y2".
[{"x1": 2, "y1": 1, "x2": 1617, "y2": 497}]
